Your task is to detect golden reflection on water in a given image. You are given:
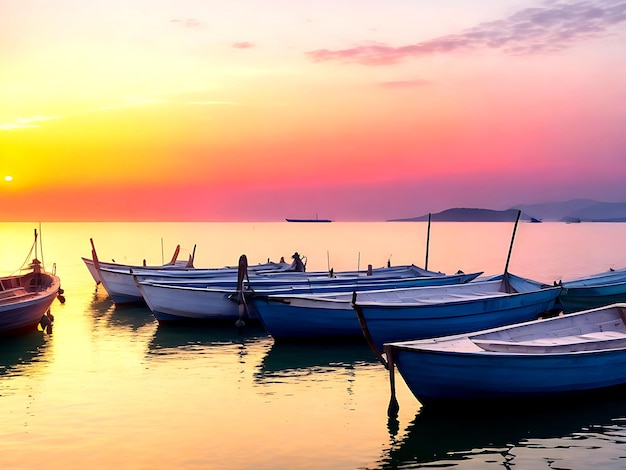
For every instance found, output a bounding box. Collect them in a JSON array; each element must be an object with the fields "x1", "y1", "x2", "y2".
[{"x1": 2, "y1": 222, "x2": 626, "y2": 468}]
